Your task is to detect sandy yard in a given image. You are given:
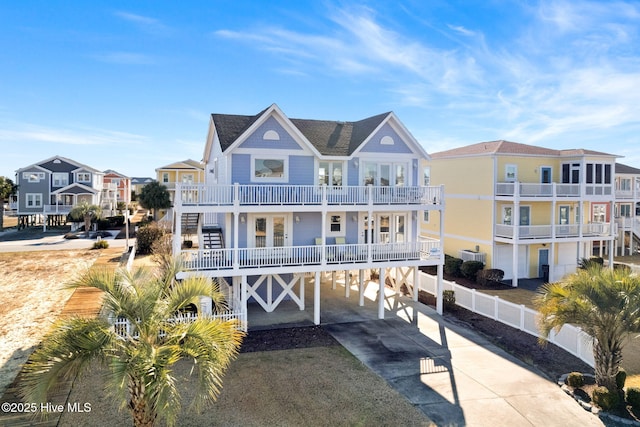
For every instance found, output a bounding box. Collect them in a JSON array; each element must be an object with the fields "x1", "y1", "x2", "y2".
[{"x1": 0, "y1": 250, "x2": 100, "y2": 395}]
